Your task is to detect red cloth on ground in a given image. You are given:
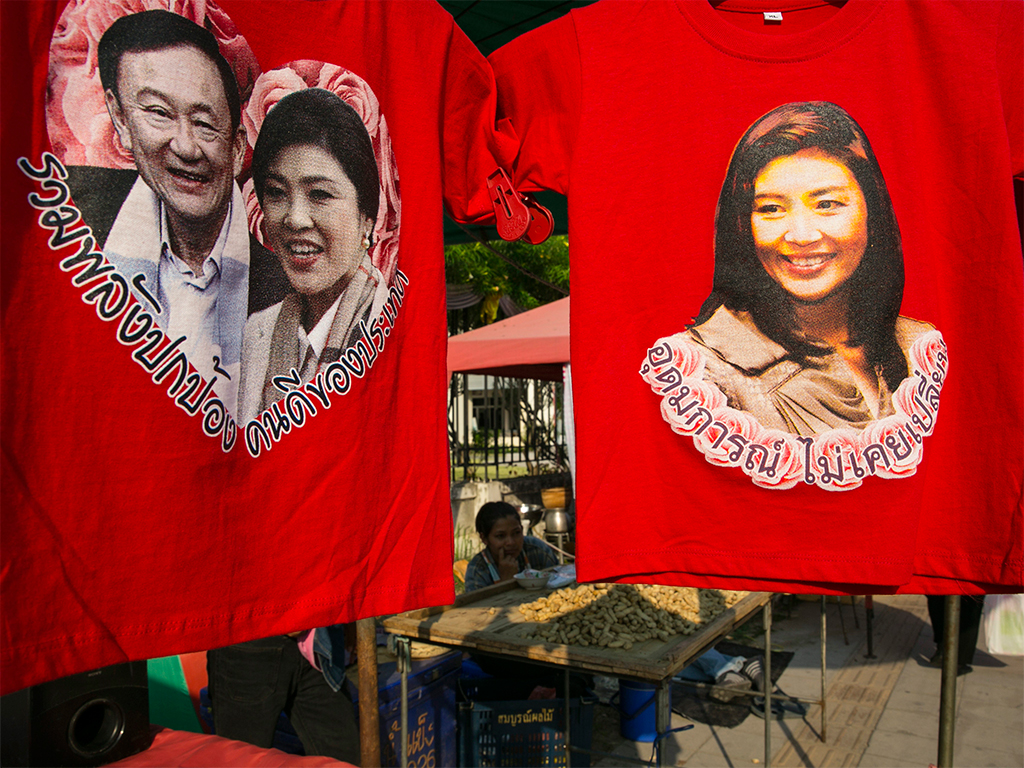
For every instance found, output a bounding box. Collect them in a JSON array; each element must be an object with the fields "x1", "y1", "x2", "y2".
[{"x1": 109, "y1": 727, "x2": 352, "y2": 767}]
